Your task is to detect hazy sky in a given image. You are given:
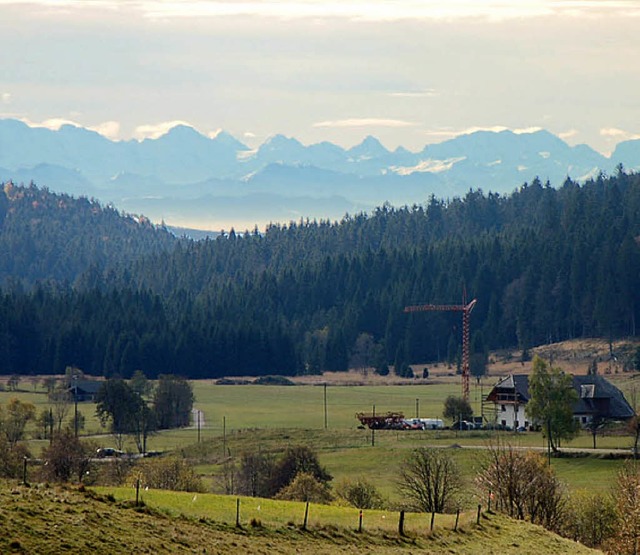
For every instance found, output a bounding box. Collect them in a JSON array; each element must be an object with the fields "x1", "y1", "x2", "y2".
[{"x1": 1, "y1": 0, "x2": 640, "y2": 154}]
